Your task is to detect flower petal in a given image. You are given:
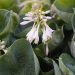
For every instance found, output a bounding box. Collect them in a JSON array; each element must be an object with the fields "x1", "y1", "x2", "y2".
[
  {"x1": 42, "y1": 27, "x2": 47, "y2": 43},
  {"x1": 33, "y1": 24, "x2": 40, "y2": 44},
  {"x1": 23, "y1": 17, "x2": 33, "y2": 21},
  {"x1": 46, "y1": 16, "x2": 52, "y2": 19},
  {"x1": 25, "y1": 12, "x2": 33, "y2": 17},
  {"x1": 26, "y1": 25, "x2": 37, "y2": 43},
  {"x1": 45, "y1": 25, "x2": 53, "y2": 39},
  {"x1": 20, "y1": 21, "x2": 32, "y2": 25},
  {"x1": 42, "y1": 10, "x2": 50, "y2": 14}
]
